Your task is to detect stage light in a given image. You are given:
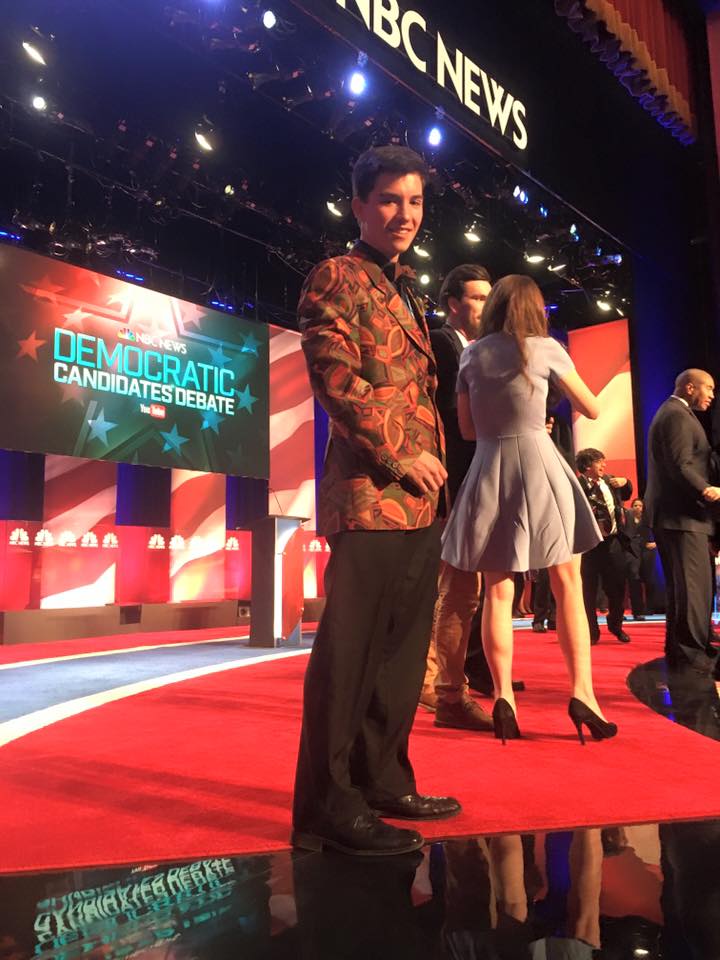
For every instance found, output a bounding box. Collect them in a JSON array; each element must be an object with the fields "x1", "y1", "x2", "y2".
[
  {"x1": 0, "y1": 229, "x2": 22, "y2": 243},
  {"x1": 348, "y1": 70, "x2": 367, "y2": 97},
  {"x1": 31, "y1": 94, "x2": 47, "y2": 111},
  {"x1": 513, "y1": 185, "x2": 521, "y2": 198},
  {"x1": 539, "y1": 205, "x2": 548, "y2": 218},
  {"x1": 22, "y1": 41, "x2": 46, "y2": 66},
  {"x1": 224, "y1": 183, "x2": 235, "y2": 196},
  {"x1": 427, "y1": 126, "x2": 443, "y2": 148},
  {"x1": 598, "y1": 253, "x2": 623, "y2": 265},
  {"x1": 513, "y1": 186, "x2": 529, "y2": 205},
  {"x1": 419, "y1": 273, "x2": 431, "y2": 286},
  {"x1": 194, "y1": 129, "x2": 214, "y2": 151},
  {"x1": 596, "y1": 299, "x2": 612, "y2": 311},
  {"x1": 570, "y1": 223, "x2": 577, "y2": 235},
  {"x1": 464, "y1": 221, "x2": 482, "y2": 243},
  {"x1": 262, "y1": 9, "x2": 277, "y2": 29},
  {"x1": 413, "y1": 243, "x2": 431, "y2": 258},
  {"x1": 115, "y1": 269, "x2": 145, "y2": 284},
  {"x1": 210, "y1": 298, "x2": 235, "y2": 312},
  {"x1": 548, "y1": 262, "x2": 567, "y2": 272},
  {"x1": 326, "y1": 191, "x2": 348, "y2": 218},
  {"x1": 525, "y1": 254, "x2": 545, "y2": 264}
]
